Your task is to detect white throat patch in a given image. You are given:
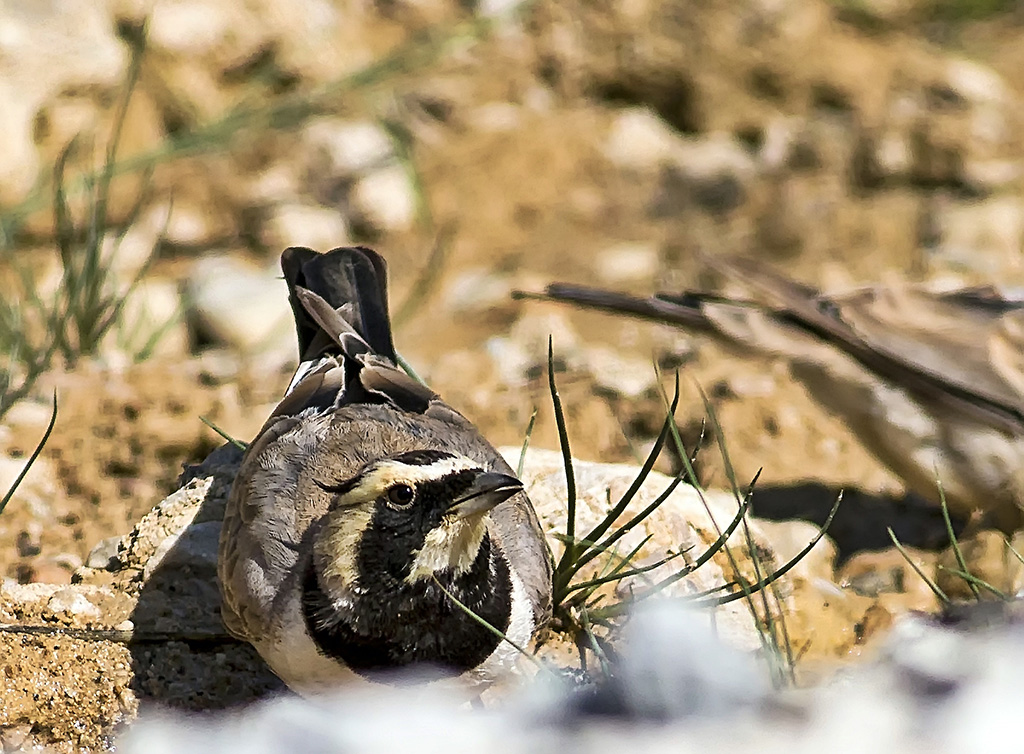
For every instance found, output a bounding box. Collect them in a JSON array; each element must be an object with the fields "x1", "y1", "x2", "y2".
[{"x1": 405, "y1": 517, "x2": 488, "y2": 583}]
